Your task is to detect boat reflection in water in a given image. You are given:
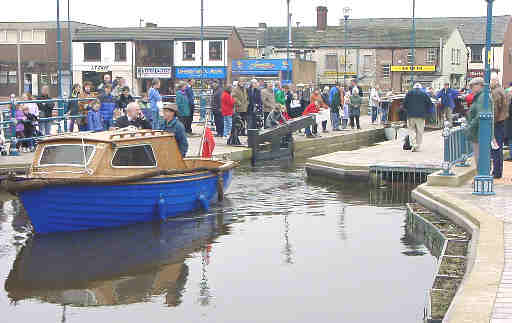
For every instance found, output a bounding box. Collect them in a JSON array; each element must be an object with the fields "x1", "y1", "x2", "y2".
[{"x1": 5, "y1": 214, "x2": 230, "y2": 307}]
